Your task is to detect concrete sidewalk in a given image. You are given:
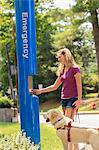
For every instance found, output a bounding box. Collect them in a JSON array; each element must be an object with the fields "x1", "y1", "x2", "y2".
[
  {"x1": 78, "y1": 110, "x2": 99, "y2": 114},
  {"x1": 40, "y1": 110, "x2": 99, "y2": 115}
]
